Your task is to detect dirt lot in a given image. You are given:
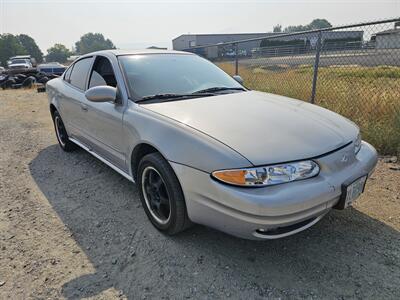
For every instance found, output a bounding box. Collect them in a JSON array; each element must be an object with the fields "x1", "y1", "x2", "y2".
[{"x1": 0, "y1": 89, "x2": 399, "y2": 299}]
